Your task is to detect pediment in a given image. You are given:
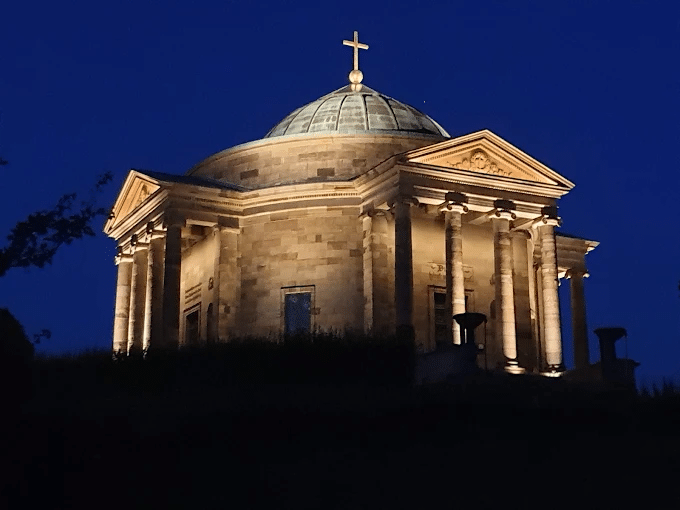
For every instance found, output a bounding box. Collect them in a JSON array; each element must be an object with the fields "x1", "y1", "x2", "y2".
[
  {"x1": 104, "y1": 171, "x2": 162, "y2": 234},
  {"x1": 403, "y1": 129, "x2": 574, "y2": 189}
]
